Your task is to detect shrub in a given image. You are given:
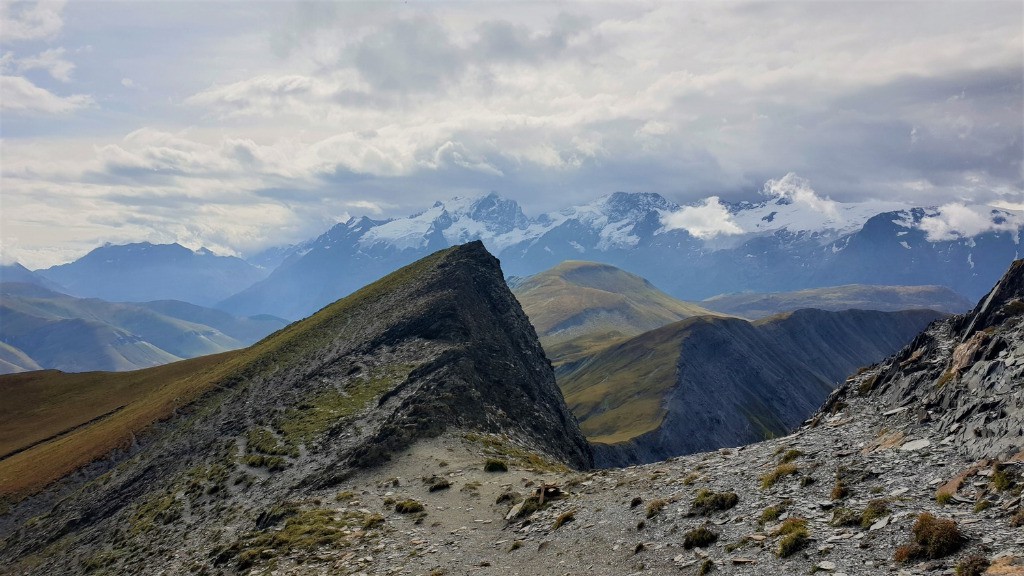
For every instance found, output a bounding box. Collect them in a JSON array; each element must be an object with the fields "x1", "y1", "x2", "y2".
[
  {"x1": 395, "y1": 500, "x2": 424, "y2": 514},
  {"x1": 646, "y1": 499, "x2": 667, "y2": 519},
  {"x1": 773, "y1": 518, "x2": 809, "y2": 558},
  {"x1": 759, "y1": 501, "x2": 789, "y2": 524},
  {"x1": 690, "y1": 490, "x2": 738, "y2": 516},
  {"x1": 484, "y1": 459, "x2": 508, "y2": 473},
  {"x1": 936, "y1": 492, "x2": 953, "y2": 505},
  {"x1": 630, "y1": 496, "x2": 643, "y2": 508},
  {"x1": 761, "y1": 463, "x2": 799, "y2": 489},
  {"x1": 991, "y1": 463, "x2": 1013, "y2": 491},
  {"x1": 362, "y1": 514, "x2": 384, "y2": 530},
  {"x1": 860, "y1": 499, "x2": 890, "y2": 528},
  {"x1": 698, "y1": 559, "x2": 714, "y2": 575},
  {"x1": 831, "y1": 480, "x2": 849, "y2": 500},
  {"x1": 428, "y1": 479, "x2": 451, "y2": 492},
  {"x1": 894, "y1": 512, "x2": 964, "y2": 562},
  {"x1": 779, "y1": 449, "x2": 803, "y2": 464},
  {"x1": 682, "y1": 525, "x2": 719, "y2": 549},
  {"x1": 973, "y1": 499, "x2": 992, "y2": 513},
  {"x1": 956, "y1": 555, "x2": 991, "y2": 576}
]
